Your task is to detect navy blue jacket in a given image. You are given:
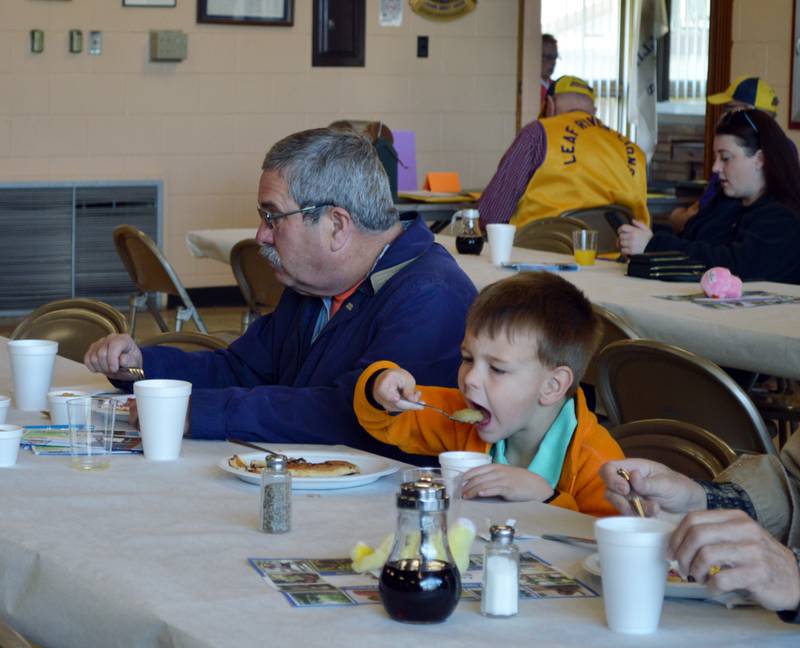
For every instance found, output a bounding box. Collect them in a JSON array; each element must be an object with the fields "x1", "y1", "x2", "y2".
[
  {"x1": 135, "y1": 216, "x2": 477, "y2": 462},
  {"x1": 646, "y1": 194, "x2": 800, "y2": 284}
]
